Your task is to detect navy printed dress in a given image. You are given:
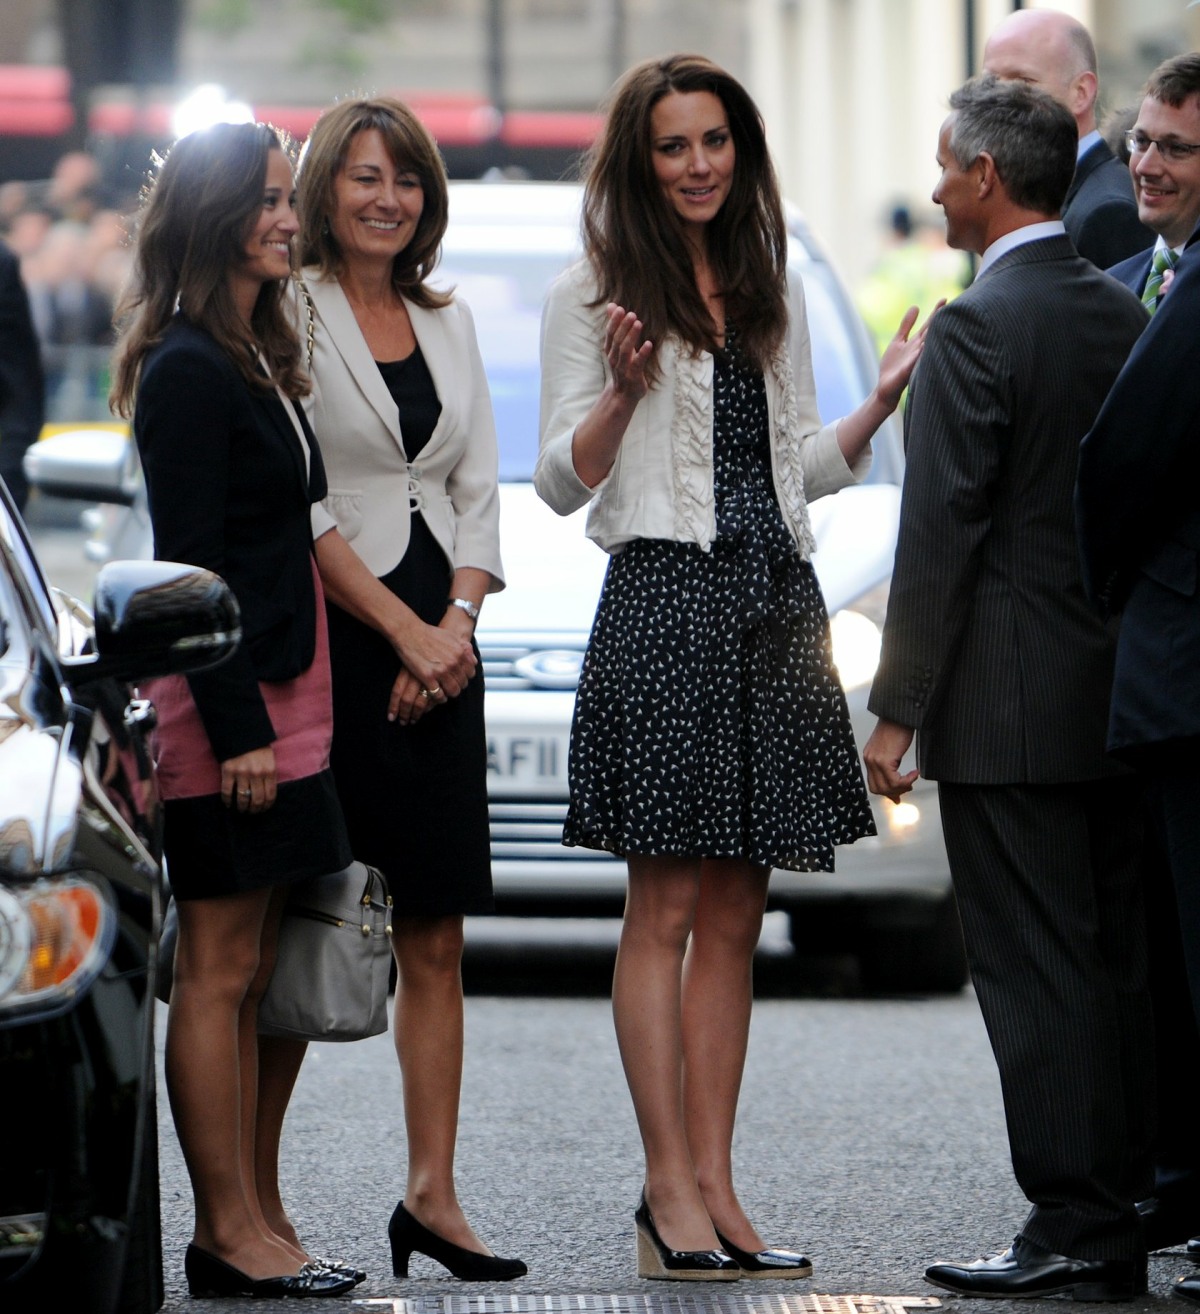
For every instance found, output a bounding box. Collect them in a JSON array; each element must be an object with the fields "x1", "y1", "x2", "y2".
[{"x1": 563, "y1": 328, "x2": 876, "y2": 873}]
